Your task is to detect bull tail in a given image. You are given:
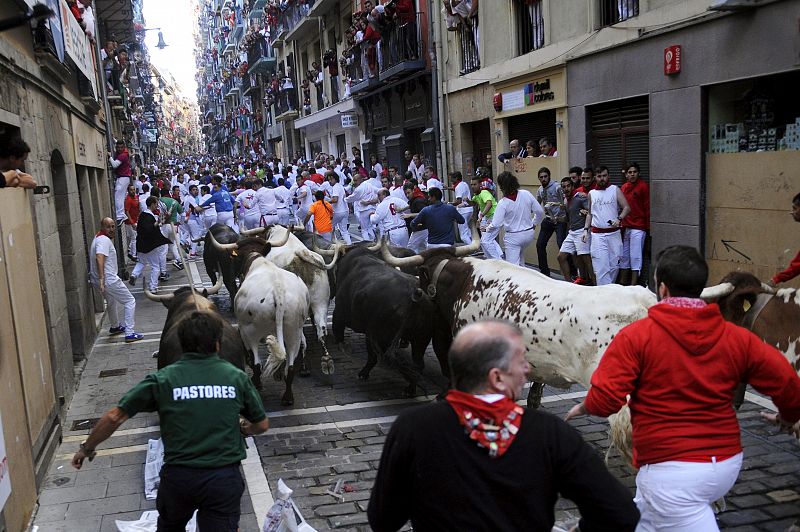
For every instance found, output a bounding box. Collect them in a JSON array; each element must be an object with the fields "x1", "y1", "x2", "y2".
[
  {"x1": 263, "y1": 277, "x2": 289, "y2": 378},
  {"x1": 606, "y1": 404, "x2": 636, "y2": 470}
]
